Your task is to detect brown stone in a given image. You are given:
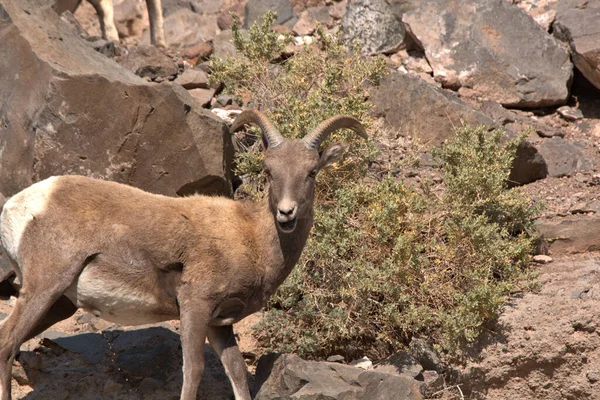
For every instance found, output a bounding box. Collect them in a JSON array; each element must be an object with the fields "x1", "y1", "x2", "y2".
[
  {"x1": 188, "y1": 88, "x2": 215, "y2": 108},
  {"x1": 117, "y1": 45, "x2": 178, "y2": 80},
  {"x1": 554, "y1": 0, "x2": 600, "y2": 90},
  {"x1": 140, "y1": 8, "x2": 219, "y2": 47},
  {"x1": 0, "y1": 0, "x2": 233, "y2": 198},
  {"x1": 403, "y1": 0, "x2": 573, "y2": 108},
  {"x1": 217, "y1": 0, "x2": 247, "y2": 30},
  {"x1": 183, "y1": 41, "x2": 213, "y2": 60},
  {"x1": 174, "y1": 68, "x2": 209, "y2": 89},
  {"x1": 536, "y1": 216, "x2": 600, "y2": 254}
]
